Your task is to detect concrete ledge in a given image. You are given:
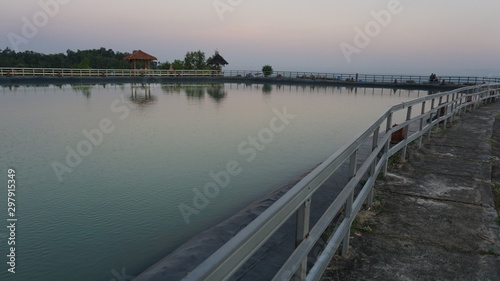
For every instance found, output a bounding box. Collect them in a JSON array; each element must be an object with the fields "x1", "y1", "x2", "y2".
[
  {"x1": 0, "y1": 76, "x2": 463, "y2": 91},
  {"x1": 324, "y1": 102, "x2": 500, "y2": 280}
]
